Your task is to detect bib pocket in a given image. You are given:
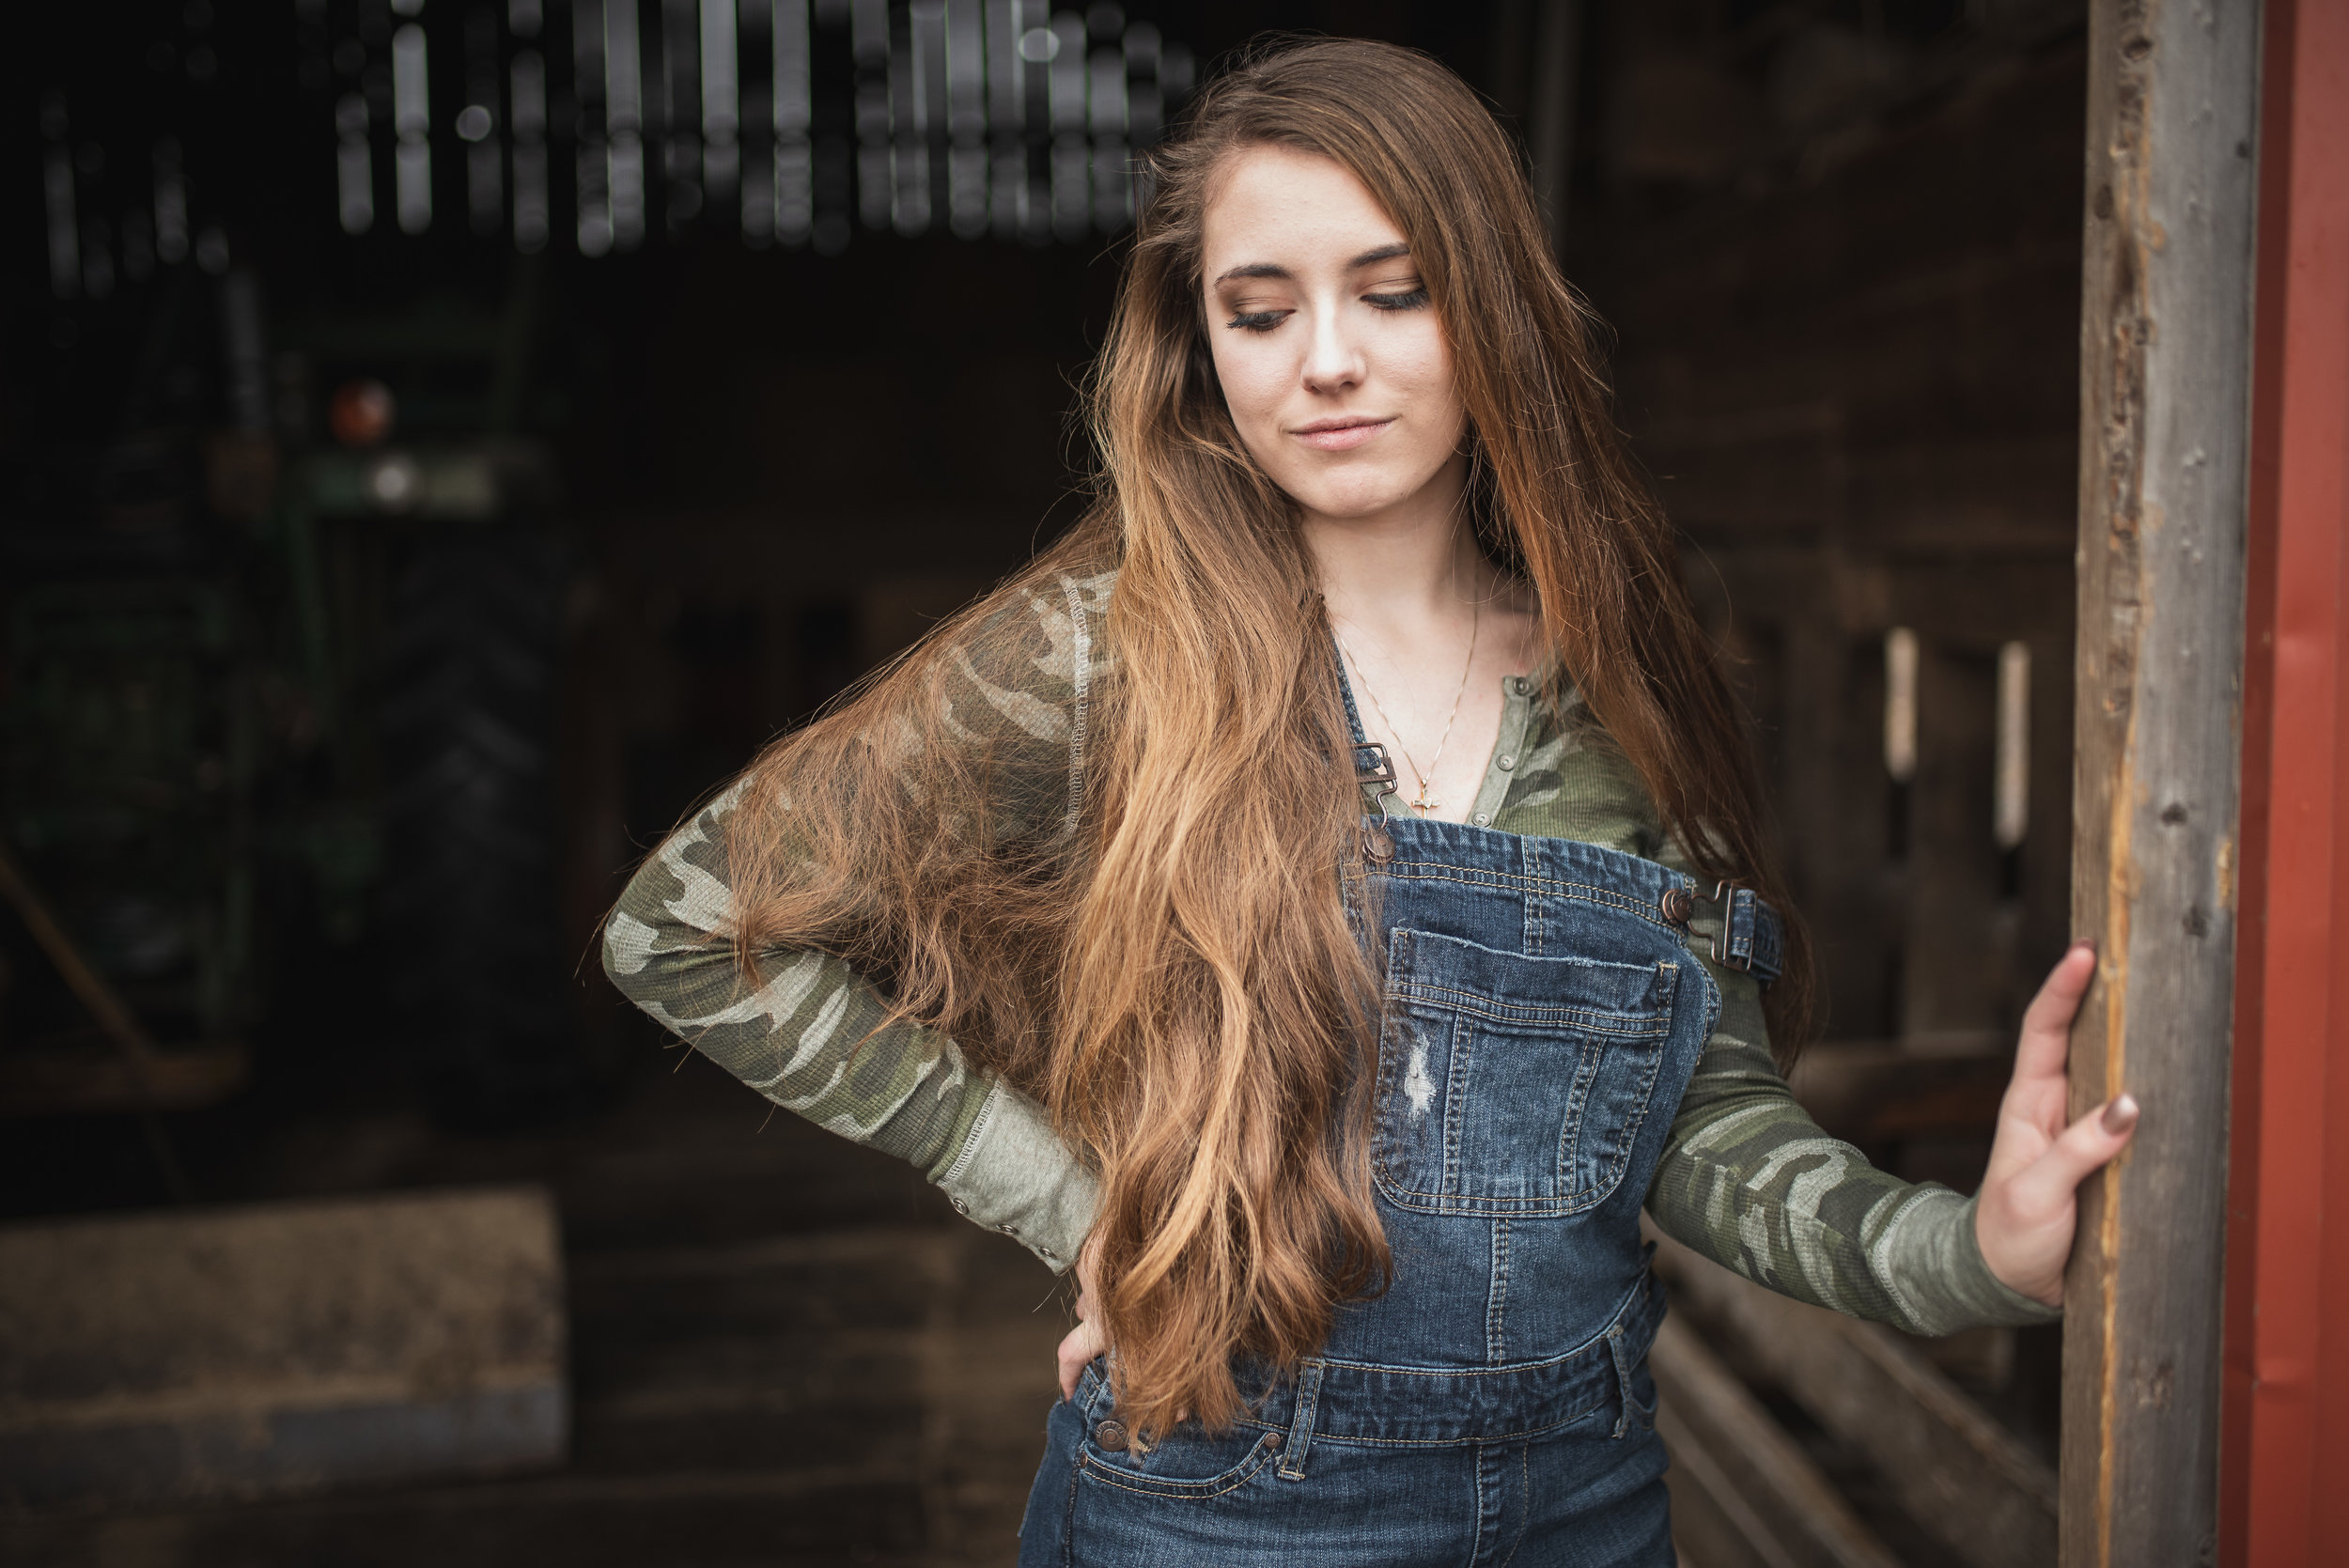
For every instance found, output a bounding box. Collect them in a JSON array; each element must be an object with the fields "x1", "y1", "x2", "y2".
[{"x1": 1373, "y1": 926, "x2": 1678, "y2": 1217}]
